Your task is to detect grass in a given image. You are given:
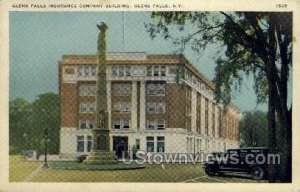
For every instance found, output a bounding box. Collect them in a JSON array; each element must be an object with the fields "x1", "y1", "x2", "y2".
[
  {"x1": 33, "y1": 163, "x2": 205, "y2": 182},
  {"x1": 9, "y1": 155, "x2": 264, "y2": 183},
  {"x1": 49, "y1": 161, "x2": 146, "y2": 171}
]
